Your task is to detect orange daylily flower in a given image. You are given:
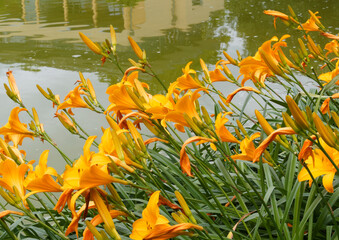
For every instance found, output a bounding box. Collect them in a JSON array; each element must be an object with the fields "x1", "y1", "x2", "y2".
[
  {"x1": 106, "y1": 76, "x2": 151, "y2": 113},
  {"x1": 298, "y1": 138, "x2": 339, "y2": 193},
  {"x1": 0, "y1": 159, "x2": 30, "y2": 206},
  {"x1": 263, "y1": 10, "x2": 290, "y2": 29},
  {"x1": 239, "y1": 35, "x2": 295, "y2": 86},
  {"x1": 321, "y1": 32, "x2": 339, "y2": 40},
  {"x1": 253, "y1": 127, "x2": 295, "y2": 162},
  {"x1": 174, "y1": 62, "x2": 205, "y2": 91},
  {"x1": 208, "y1": 60, "x2": 232, "y2": 83},
  {"x1": 298, "y1": 11, "x2": 321, "y2": 32},
  {"x1": 231, "y1": 132, "x2": 261, "y2": 161},
  {"x1": 0, "y1": 107, "x2": 34, "y2": 147},
  {"x1": 130, "y1": 191, "x2": 203, "y2": 240},
  {"x1": 225, "y1": 87, "x2": 260, "y2": 104},
  {"x1": 165, "y1": 89, "x2": 203, "y2": 132},
  {"x1": 298, "y1": 135, "x2": 317, "y2": 162},
  {"x1": 0, "y1": 210, "x2": 24, "y2": 218},
  {"x1": 324, "y1": 40, "x2": 339, "y2": 56},
  {"x1": 54, "y1": 136, "x2": 128, "y2": 217},
  {"x1": 24, "y1": 150, "x2": 62, "y2": 199},
  {"x1": 57, "y1": 85, "x2": 93, "y2": 115},
  {"x1": 54, "y1": 111, "x2": 78, "y2": 133},
  {"x1": 180, "y1": 136, "x2": 216, "y2": 176},
  {"x1": 320, "y1": 93, "x2": 339, "y2": 114},
  {"x1": 318, "y1": 61, "x2": 339, "y2": 85},
  {"x1": 215, "y1": 113, "x2": 240, "y2": 143}
]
